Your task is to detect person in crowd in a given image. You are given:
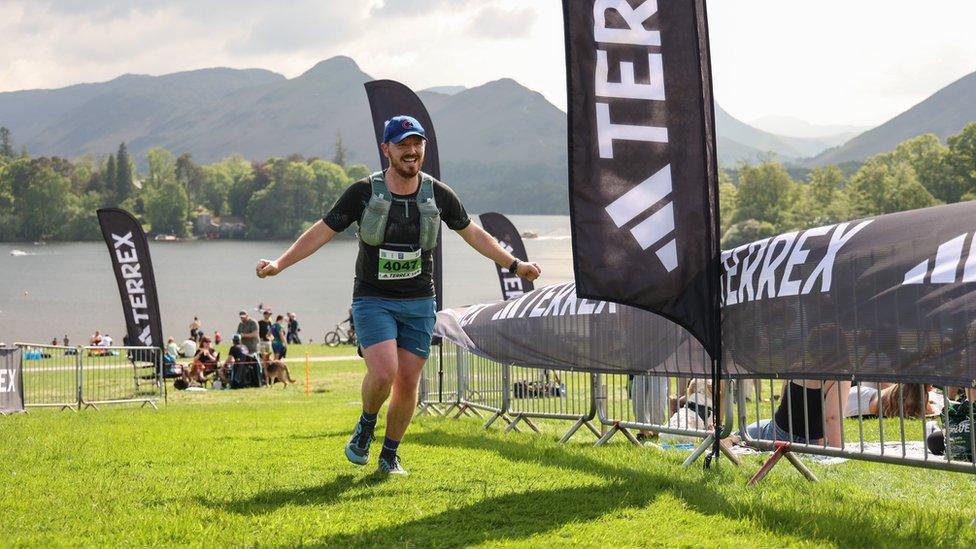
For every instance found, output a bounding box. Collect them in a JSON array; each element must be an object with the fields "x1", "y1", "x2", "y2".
[
  {"x1": 258, "y1": 310, "x2": 274, "y2": 356},
  {"x1": 189, "y1": 316, "x2": 202, "y2": 341},
  {"x1": 237, "y1": 310, "x2": 259, "y2": 353},
  {"x1": 214, "y1": 331, "x2": 222, "y2": 345},
  {"x1": 845, "y1": 383, "x2": 942, "y2": 418},
  {"x1": 271, "y1": 314, "x2": 288, "y2": 360},
  {"x1": 100, "y1": 333, "x2": 113, "y2": 347},
  {"x1": 89, "y1": 330, "x2": 103, "y2": 346},
  {"x1": 62, "y1": 334, "x2": 70, "y2": 347},
  {"x1": 287, "y1": 312, "x2": 302, "y2": 344},
  {"x1": 51, "y1": 337, "x2": 58, "y2": 346},
  {"x1": 179, "y1": 336, "x2": 197, "y2": 358},
  {"x1": 631, "y1": 374, "x2": 669, "y2": 442},
  {"x1": 746, "y1": 326, "x2": 852, "y2": 448},
  {"x1": 188, "y1": 336, "x2": 220, "y2": 385},
  {"x1": 224, "y1": 333, "x2": 259, "y2": 387},
  {"x1": 165, "y1": 337, "x2": 180, "y2": 360},
  {"x1": 660, "y1": 379, "x2": 729, "y2": 444}
]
